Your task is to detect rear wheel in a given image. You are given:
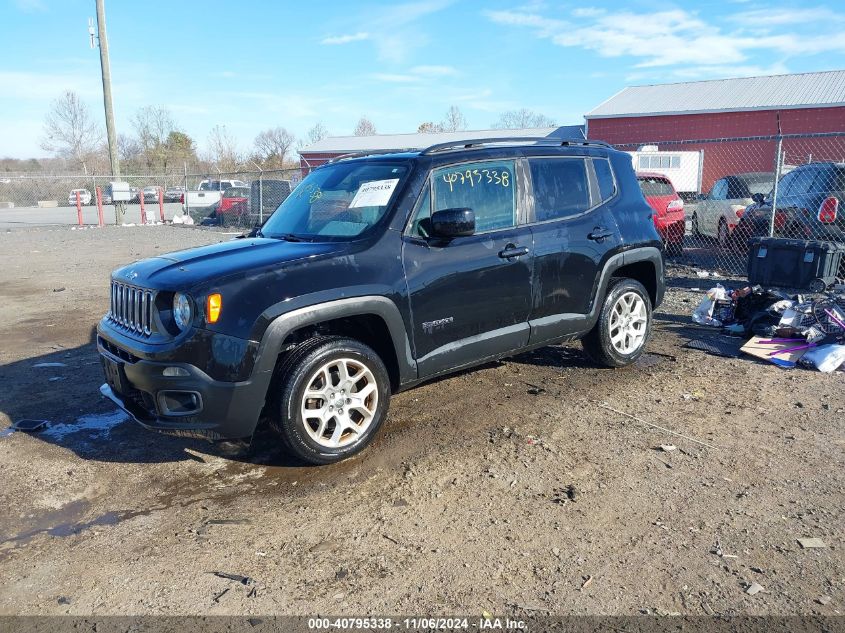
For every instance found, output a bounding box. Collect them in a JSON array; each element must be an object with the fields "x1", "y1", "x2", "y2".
[
  {"x1": 582, "y1": 278, "x2": 652, "y2": 368},
  {"x1": 270, "y1": 336, "x2": 390, "y2": 465}
]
